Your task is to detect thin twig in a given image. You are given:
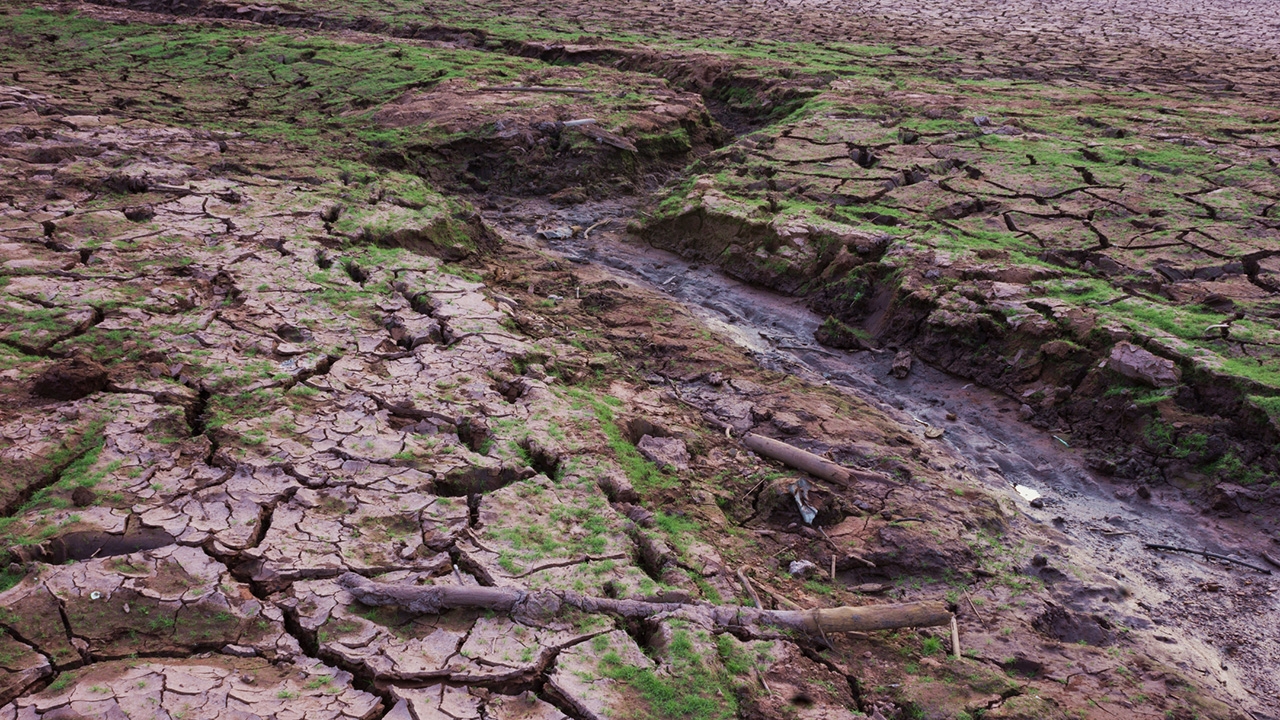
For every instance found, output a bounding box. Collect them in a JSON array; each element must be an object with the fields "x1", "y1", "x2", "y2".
[
  {"x1": 752, "y1": 578, "x2": 804, "y2": 610},
  {"x1": 464, "y1": 527, "x2": 499, "y2": 554},
  {"x1": 583, "y1": 219, "x2": 610, "y2": 238},
  {"x1": 737, "y1": 568, "x2": 763, "y2": 609},
  {"x1": 963, "y1": 587, "x2": 987, "y2": 629}
]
